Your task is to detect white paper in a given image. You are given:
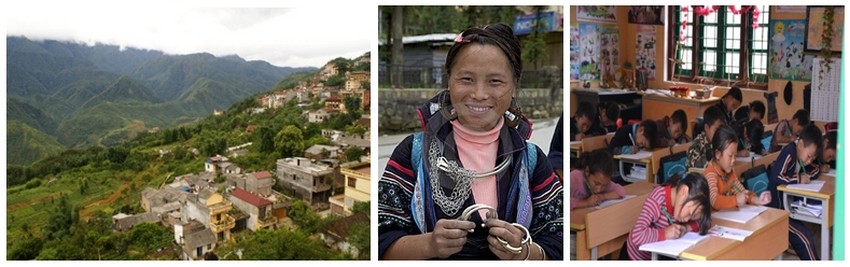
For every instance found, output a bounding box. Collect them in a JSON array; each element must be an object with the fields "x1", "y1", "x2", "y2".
[
  {"x1": 595, "y1": 195, "x2": 637, "y2": 209},
  {"x1": 791, "y1": 200, "x2": 824, "y2": 217},
  {"x1": 617, "y1": 150, "x2": 653, "y2": 160},
  {"x1": 570, "y1": 141, "x2": 582, "y2": 146},
  {"x1": 786, "y1": 180, "x2": 825, "y2": 192},
  {"x1": 712, "y1": 205, "x2": 767, "y2": 224},
  {"x1": 639, "y1": 232, "x2": 708, "y2": 257},
  {"x1": 735, "y1": 152, "x2": 761, "y2": 163},
  {"x1": 708, "y1": 225, "x2": 753, "y2": 241}
]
